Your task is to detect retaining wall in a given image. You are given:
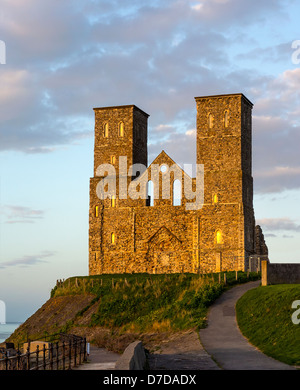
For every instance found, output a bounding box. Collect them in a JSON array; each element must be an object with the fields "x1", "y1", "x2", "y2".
[
  {"x1": 115, "y1": 341, "x2": 147, "y2": 370},
  {"x1": 261, "y1": 261, "x2": 300, "y2": 286}
]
